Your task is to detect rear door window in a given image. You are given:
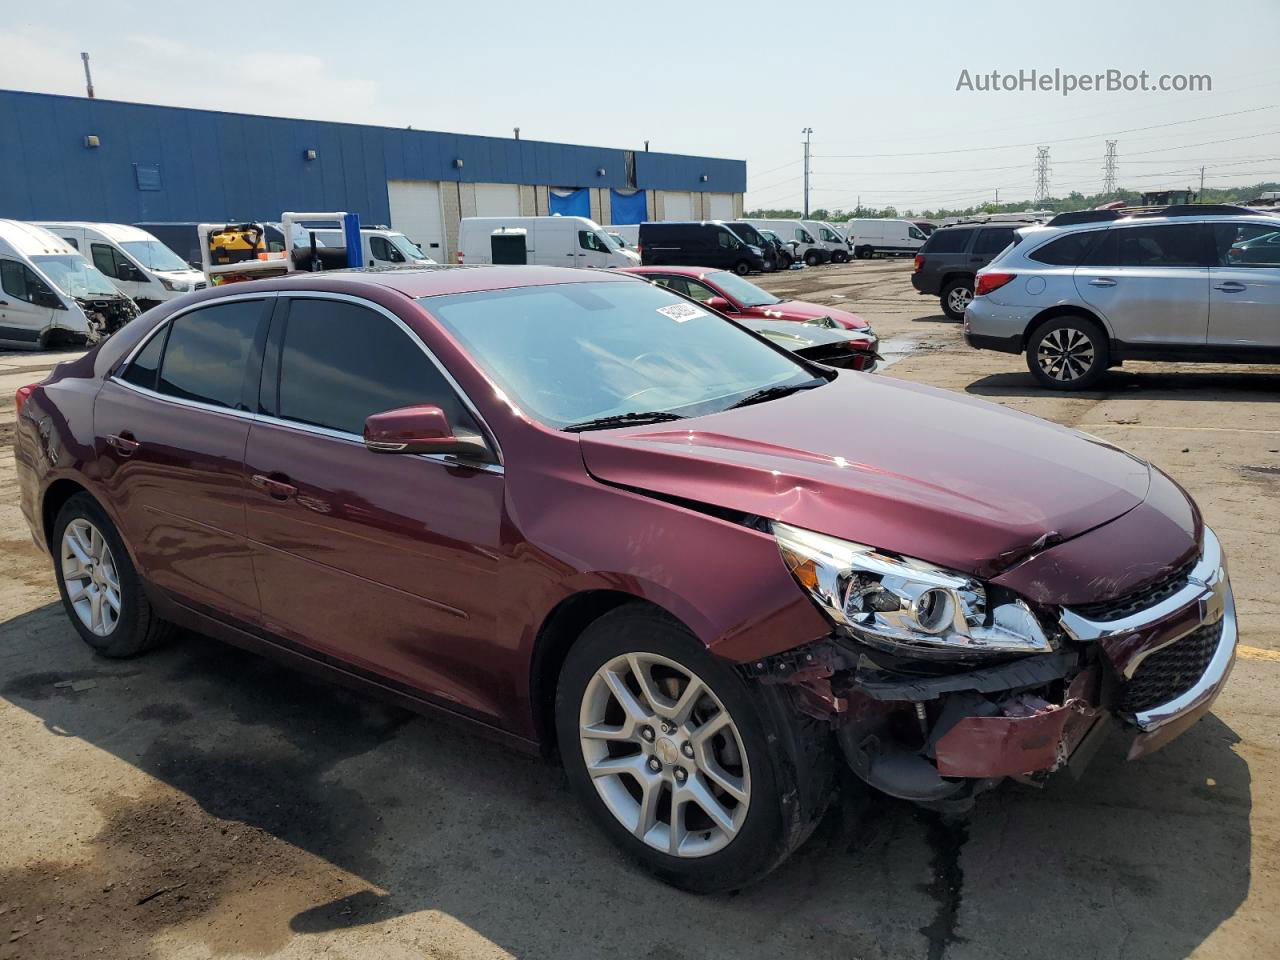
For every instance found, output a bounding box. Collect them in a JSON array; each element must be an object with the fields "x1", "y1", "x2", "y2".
[
  {"x1": 121, "y1": 328, "x2": 167, "y2": 391},
  {"x1": 974, "y1": 228, "x2": 1016, "y2": 255},
  {"x1": 923, "y1": 229, "x2": 973, "y2": 254},
  {"x1": 271, "y1": 298, "x2": 480, "y2": 438},
  {"x1": 1213, "y1": 222, "x2": 1280, "y2": 268},
  {"x1": 154, "y1": 300, "x2": 266, "y2": 409},
  {"x1": 1086, "y1": 224, "x2": 1208, "y2": 268}
]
